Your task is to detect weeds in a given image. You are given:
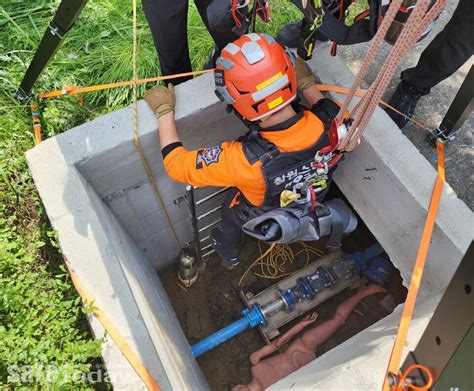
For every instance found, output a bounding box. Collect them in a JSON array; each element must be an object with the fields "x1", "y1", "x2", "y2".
[{"x1": 0, "y1": 0, "x2": 301, "y2": 388}]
